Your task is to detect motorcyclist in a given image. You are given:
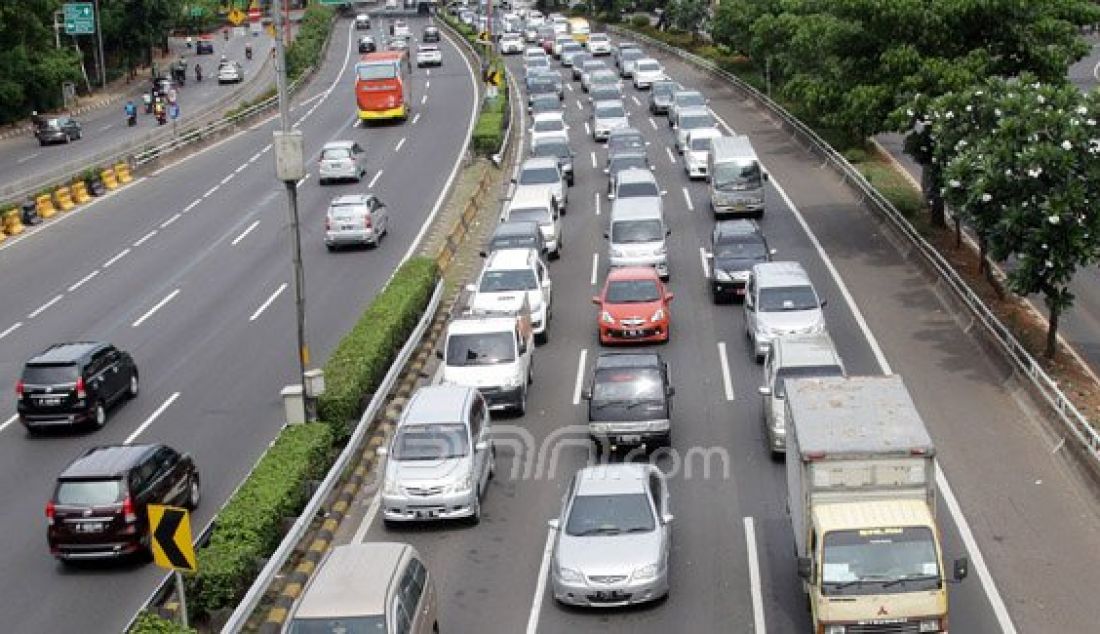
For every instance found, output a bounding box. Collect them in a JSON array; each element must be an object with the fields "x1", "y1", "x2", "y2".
[
  {"x1": 124, "y1": 100, "x2": 137, "y2": 126},
  {"x1": 245, "y1": 41, "x2": 253, "y2": 60},
  {"x1": 154, "y1": 100, "x2": 166, "y2": 125},
  {"x1": 142, "y1": 92, "x2": 153, "y2": 113},
  {"x1": 195, "y1": 63, "x2": 203, "y2": 82}
]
